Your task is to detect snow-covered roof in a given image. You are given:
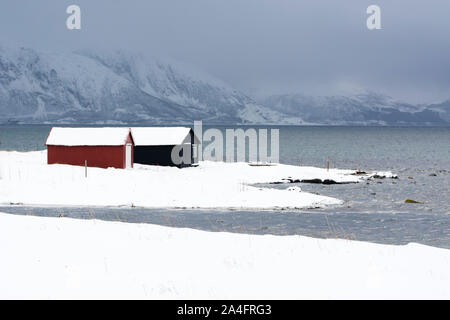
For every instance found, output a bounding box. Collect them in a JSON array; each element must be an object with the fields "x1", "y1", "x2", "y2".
[
  {"x1": 46, "y1": 127, "x2": 131, "y2": 146},
  {"x1": 131, "y1": 127, "x2": 197, "y2": 146}
]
